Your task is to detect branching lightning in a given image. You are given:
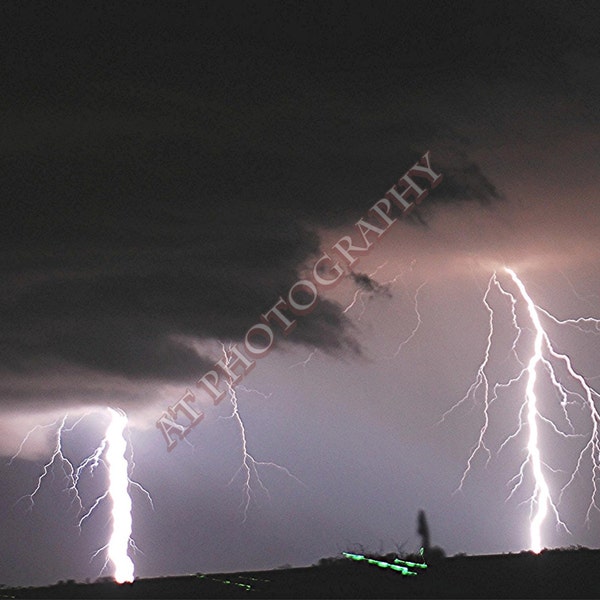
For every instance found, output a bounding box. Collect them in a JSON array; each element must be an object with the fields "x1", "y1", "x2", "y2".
[
  {"x1": 441, "y1": 266, "x2": 600, "y2": 552},
  {"x1": 12, "y1": 414, "x2": 89, "y2": 514},
  {"x1": 343, "y1": 263, "x2": 397, "y2": 320},
  {"x1": 341, "y1": 261, "x2": 426, "y2": 361},
  {"x1": 218, "y1": 343, "x2": 305, "y2": 521},
  {"x1": 291, "y1": 260, "x2": 423, "y2": 370},
  {"x1": 288, "y1": 349, "x2": 319, "y2": 370},
  {"x1": 385, "y1": 280, "x2": 427, "y2": 360},
  {"x1": 11, "y1": 408, "x2": 152, "y2": 583}
]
